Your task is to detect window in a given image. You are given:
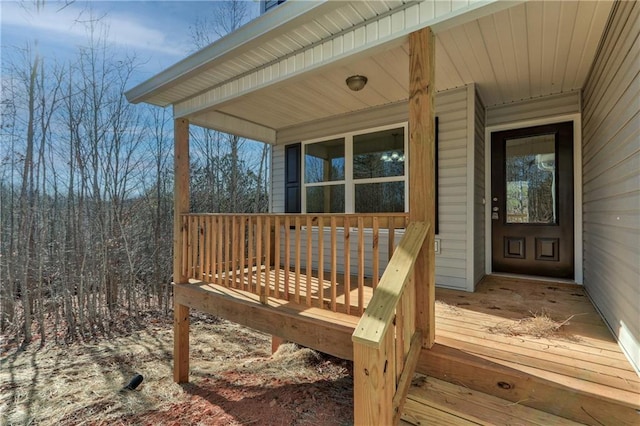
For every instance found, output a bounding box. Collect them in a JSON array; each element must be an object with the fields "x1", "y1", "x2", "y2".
[
  {"x1": 261, "y1": 0, "x2": 286, "y2": 14},
  {"x1": 303, "y1": 125, "x2": 407, "y2": 213}
]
